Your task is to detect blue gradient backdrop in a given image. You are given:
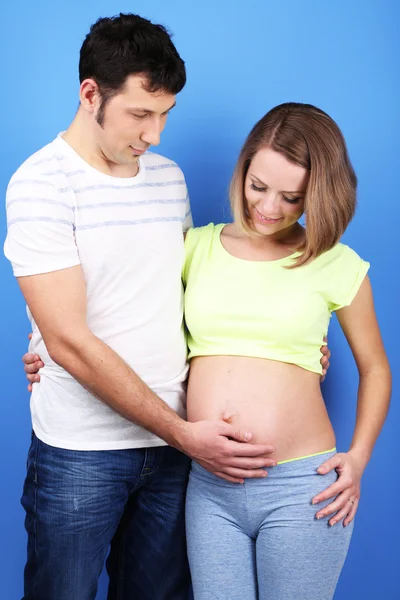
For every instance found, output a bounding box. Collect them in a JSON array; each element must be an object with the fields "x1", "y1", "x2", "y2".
[{"x1": 1, "y1": 1, "x2": 398, "y2": 598}]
